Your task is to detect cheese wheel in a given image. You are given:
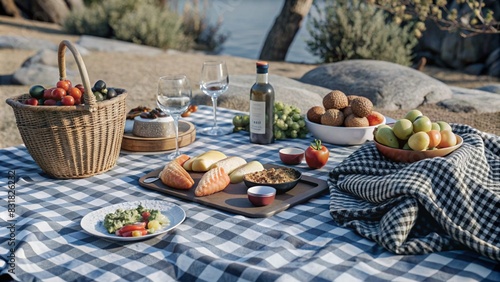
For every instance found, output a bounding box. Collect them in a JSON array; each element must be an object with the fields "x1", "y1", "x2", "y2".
[
  {"x1": 229, "y1": 161, "x2": 264, "y2": 184},
  {"x1": 191, "y1": 150, "x2": 227, "y2": 172},
  {"x1": 210, "y1": 156, "x2": 247, "y2": 175}
]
